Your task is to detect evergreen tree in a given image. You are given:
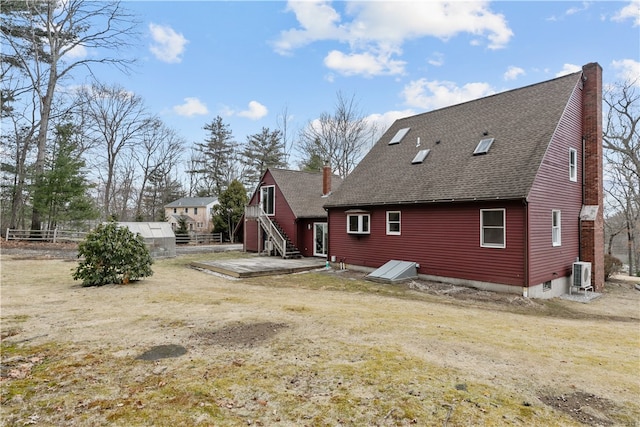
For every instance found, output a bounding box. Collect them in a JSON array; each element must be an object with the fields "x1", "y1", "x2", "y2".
[
  {"x1": 212, "y1": 179, "x2": 248, "y2": 242},
  {"x1": 299, "y1": 148, "x2": 325, "y2": 172},
  {"x1": 191, "y1": 116, "x2": 236, "y2": 197},
  {"x1": 241, "y1": 127, "x2": 287, "y2": 189},
  {"x1": 32, "y1": 123, "x2": 97, "y2": 230}
]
